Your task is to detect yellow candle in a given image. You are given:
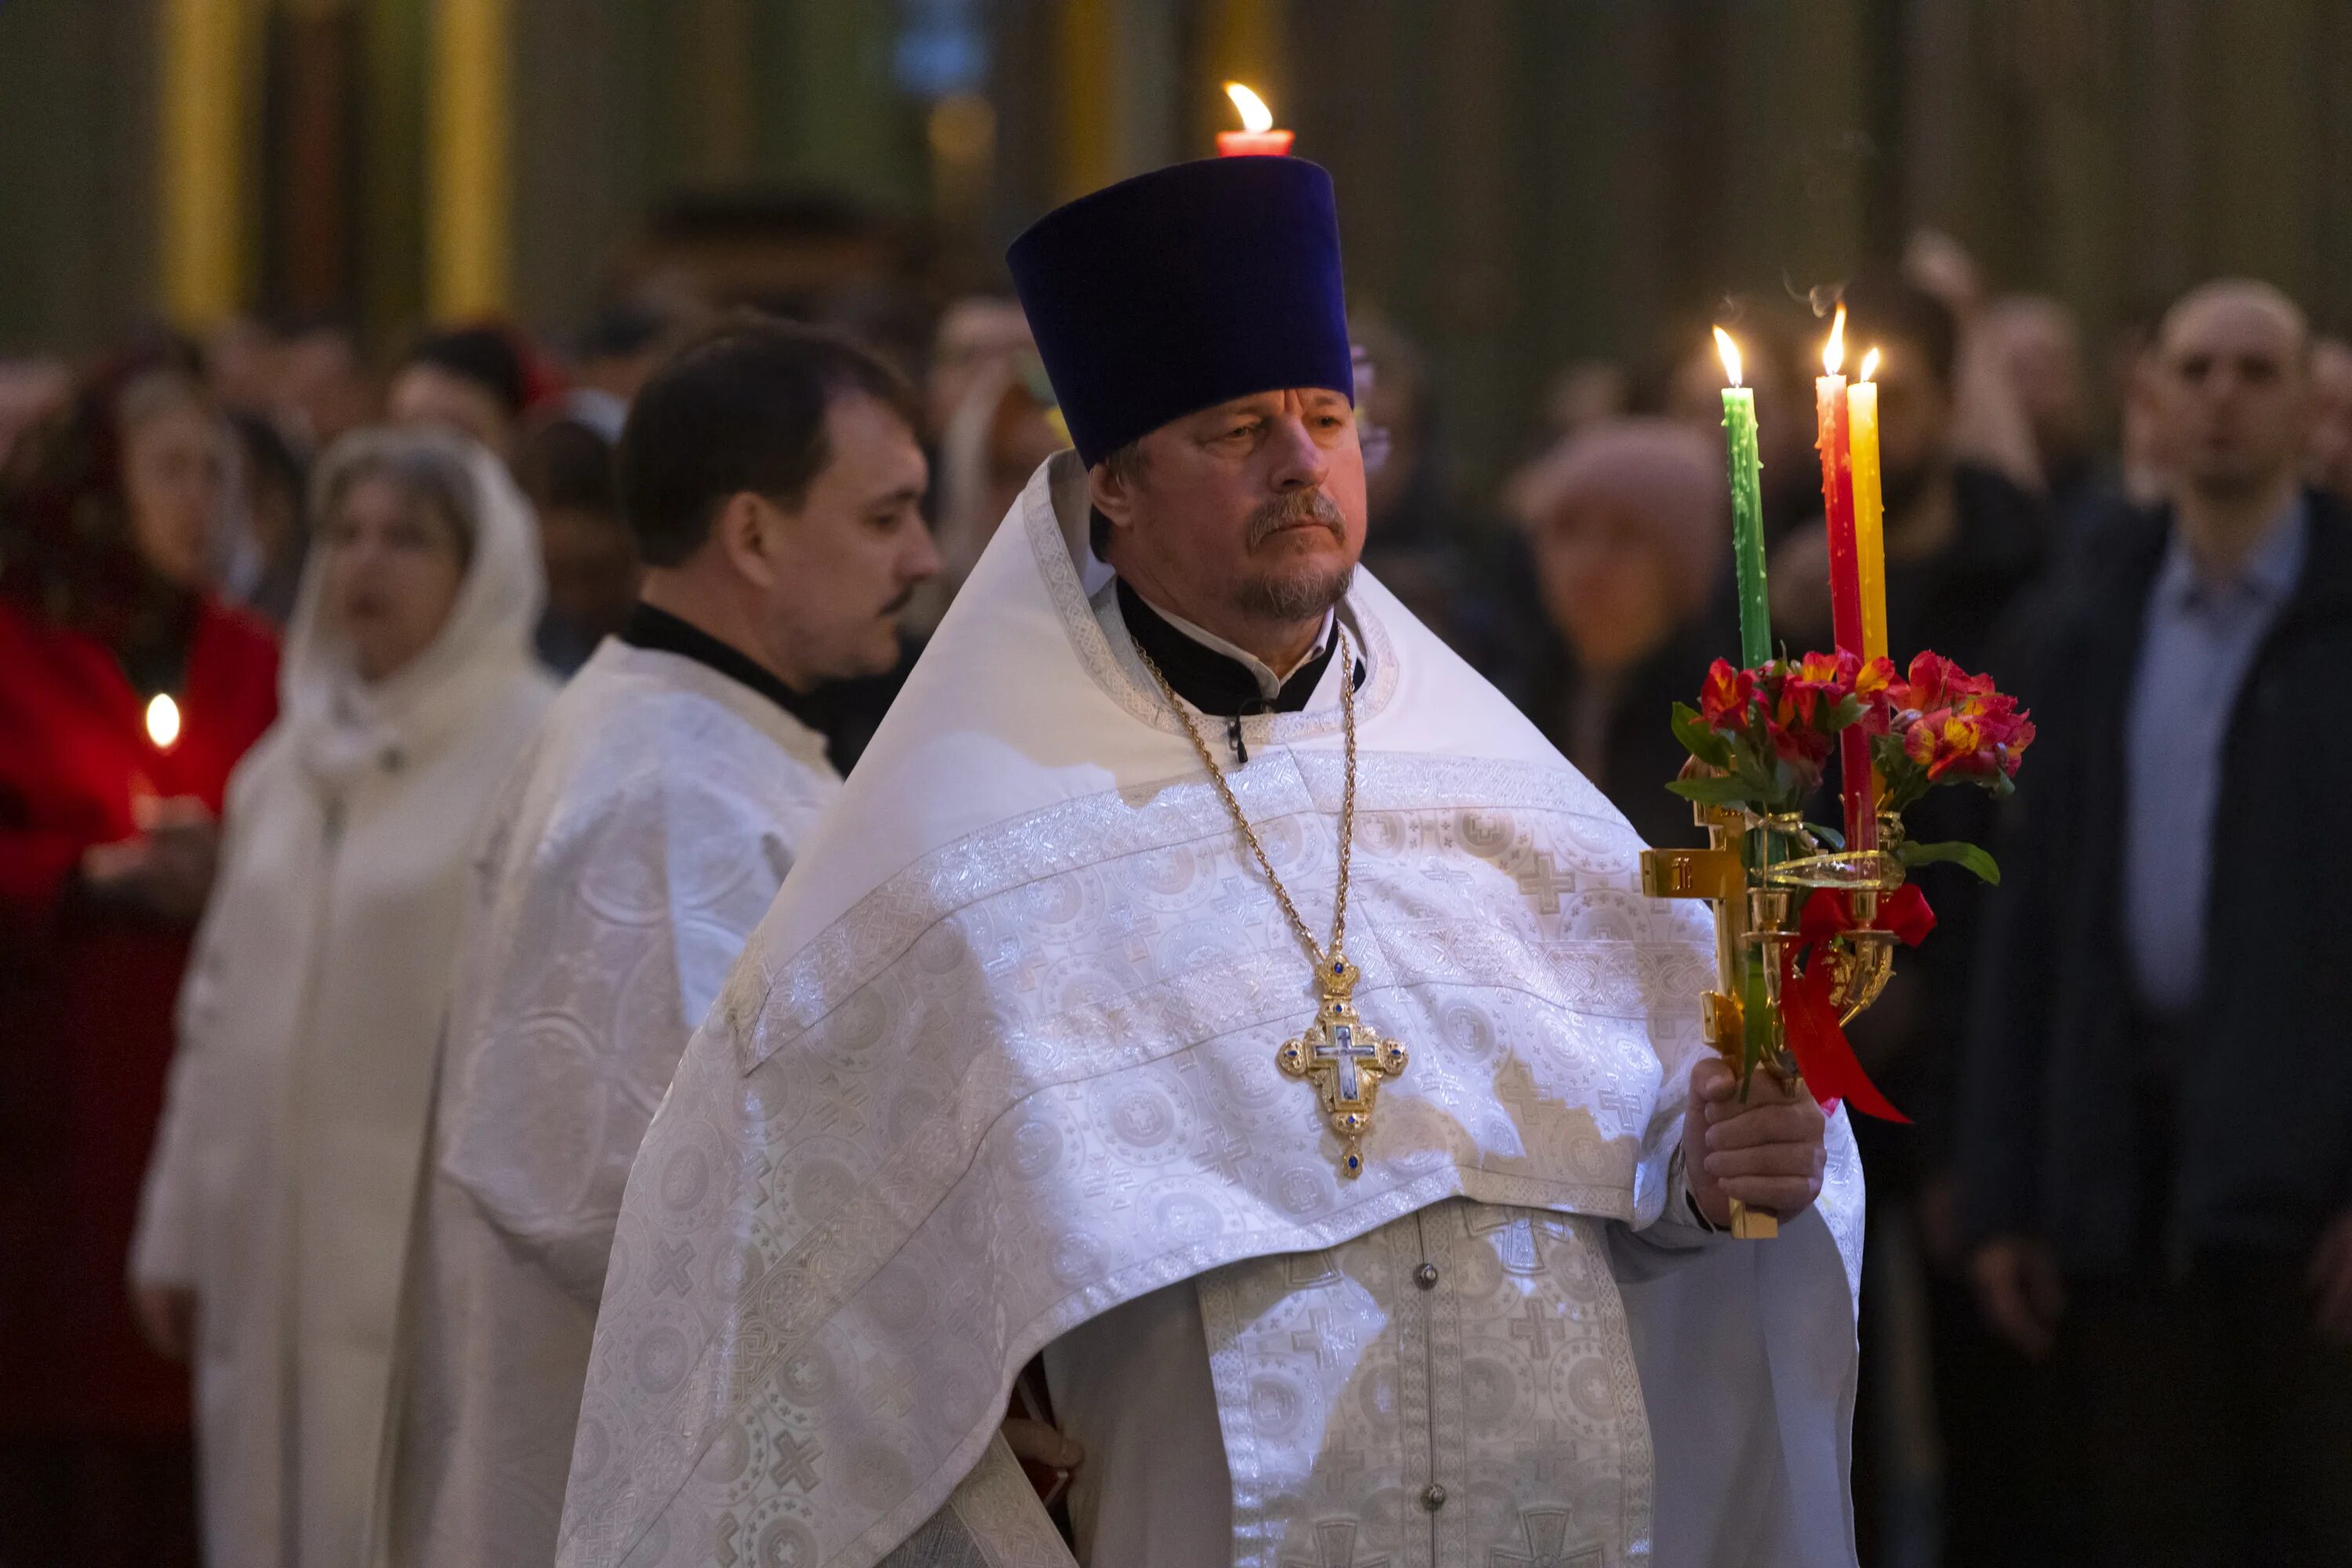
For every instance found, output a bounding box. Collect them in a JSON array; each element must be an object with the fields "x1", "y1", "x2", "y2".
[{"x1": 1846, "y1": 347, "x2": 1887, "y2": 660}]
